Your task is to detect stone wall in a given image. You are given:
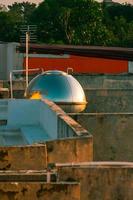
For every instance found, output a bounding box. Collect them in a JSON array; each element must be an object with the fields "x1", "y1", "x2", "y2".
[{"x1": 70, "y1": 113, "x2": 133, "y2": 161}]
